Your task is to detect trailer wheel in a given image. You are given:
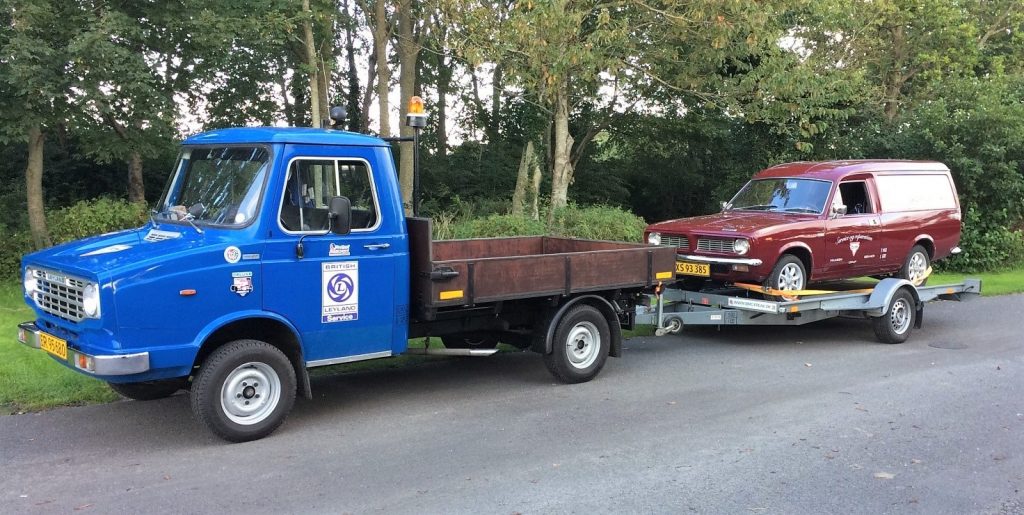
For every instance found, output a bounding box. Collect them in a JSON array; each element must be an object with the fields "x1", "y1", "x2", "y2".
[
  {"x1": 190, "y1": 339, "x2": 296, "y2": 442},
  {"x1": 441, "y1": 333, "x2": 499, "y2": 349},
  {"x1": 543, "y1": 304, "x2": 610, "y2": 384},
  {"x1": 873, "y1": 288, "x2": 916, "y2": 344},
  {"x1": 108, "y1": 378, "x2": 187, "y2": 401}
]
